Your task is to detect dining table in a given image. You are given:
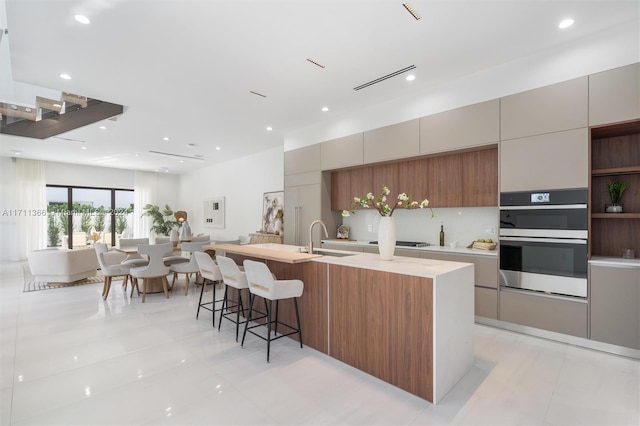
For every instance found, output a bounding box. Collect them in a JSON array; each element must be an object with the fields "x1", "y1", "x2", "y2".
[{"x1": 113, "y1": 243, "x2": 186, "y2": 294}]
